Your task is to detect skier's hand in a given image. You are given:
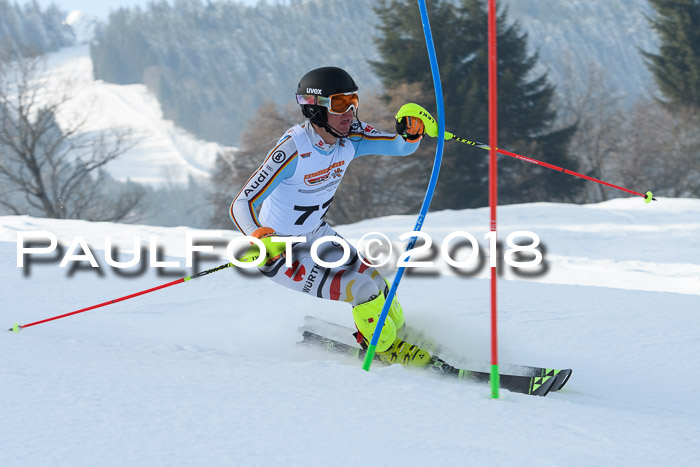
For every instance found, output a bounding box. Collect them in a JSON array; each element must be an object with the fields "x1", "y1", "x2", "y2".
[
  {"x1": 396, "y1": 116, "x2": 425, "y2": 142},
  {"x1": 395, "y1": 103, "x2": 437, "y2": 137},
  {"x1": 247, "y1": 227, "x2": 286, "y2": 264}
]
